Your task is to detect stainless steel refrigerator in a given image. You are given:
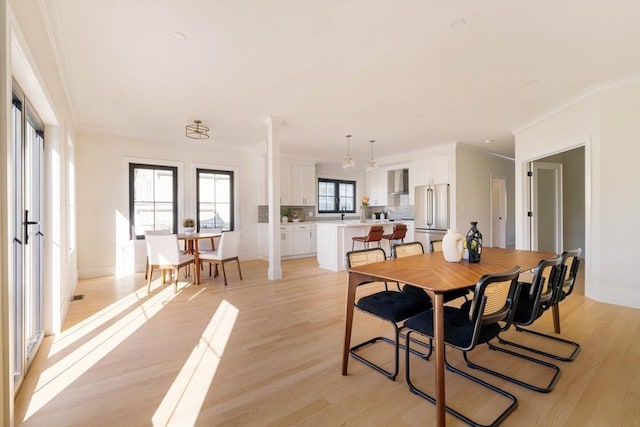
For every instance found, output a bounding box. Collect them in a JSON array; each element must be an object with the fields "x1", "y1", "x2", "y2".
[{"x1": 414, "y1": 184, "x2": 450, "y2": 252}]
